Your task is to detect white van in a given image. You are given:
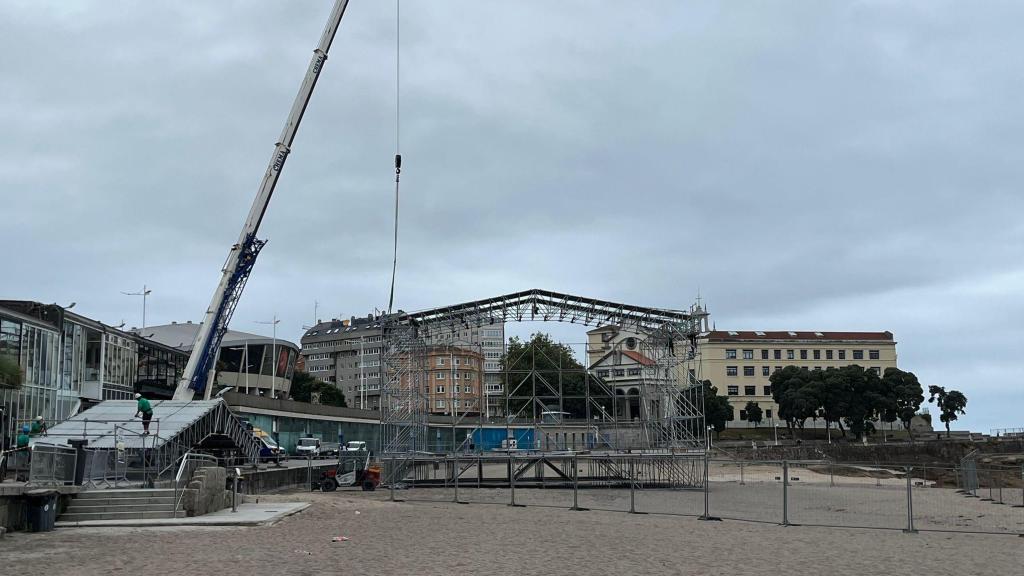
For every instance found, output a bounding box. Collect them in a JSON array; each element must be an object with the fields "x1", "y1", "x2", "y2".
[{"x1": 296, "y1": 437, "x2": 322, "y2": 458}]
